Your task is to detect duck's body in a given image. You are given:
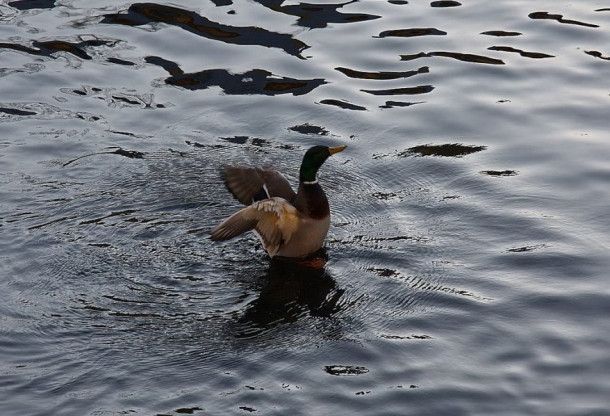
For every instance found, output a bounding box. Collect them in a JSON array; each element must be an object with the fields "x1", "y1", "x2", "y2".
[{"x1": 210, "y1": 145, "x2": 346, "y2": 258}]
